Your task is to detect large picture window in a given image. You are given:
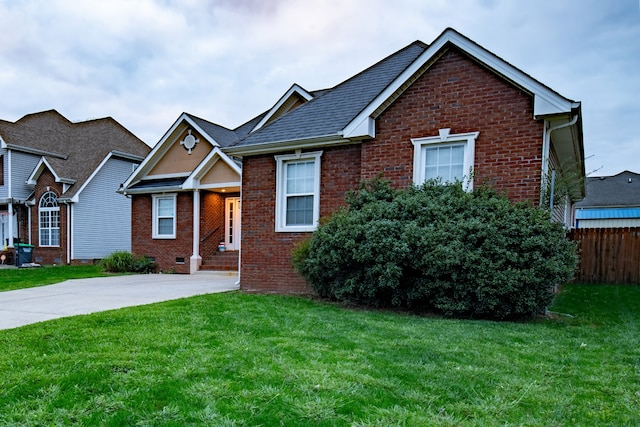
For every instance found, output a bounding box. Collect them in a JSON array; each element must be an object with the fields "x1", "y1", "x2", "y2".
[
  {"x1": 412, "y1": 129, "x2": 479, "y2": 190},
  {"x1": 275, "y1": 151, "x2": 322, "y2": 232},
  {"x1": 152, "y1": 194, "x2": 177, "y2": 239},
  {"x1": 39, "y1": 191, "x2": 60, "y2": 247}
]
